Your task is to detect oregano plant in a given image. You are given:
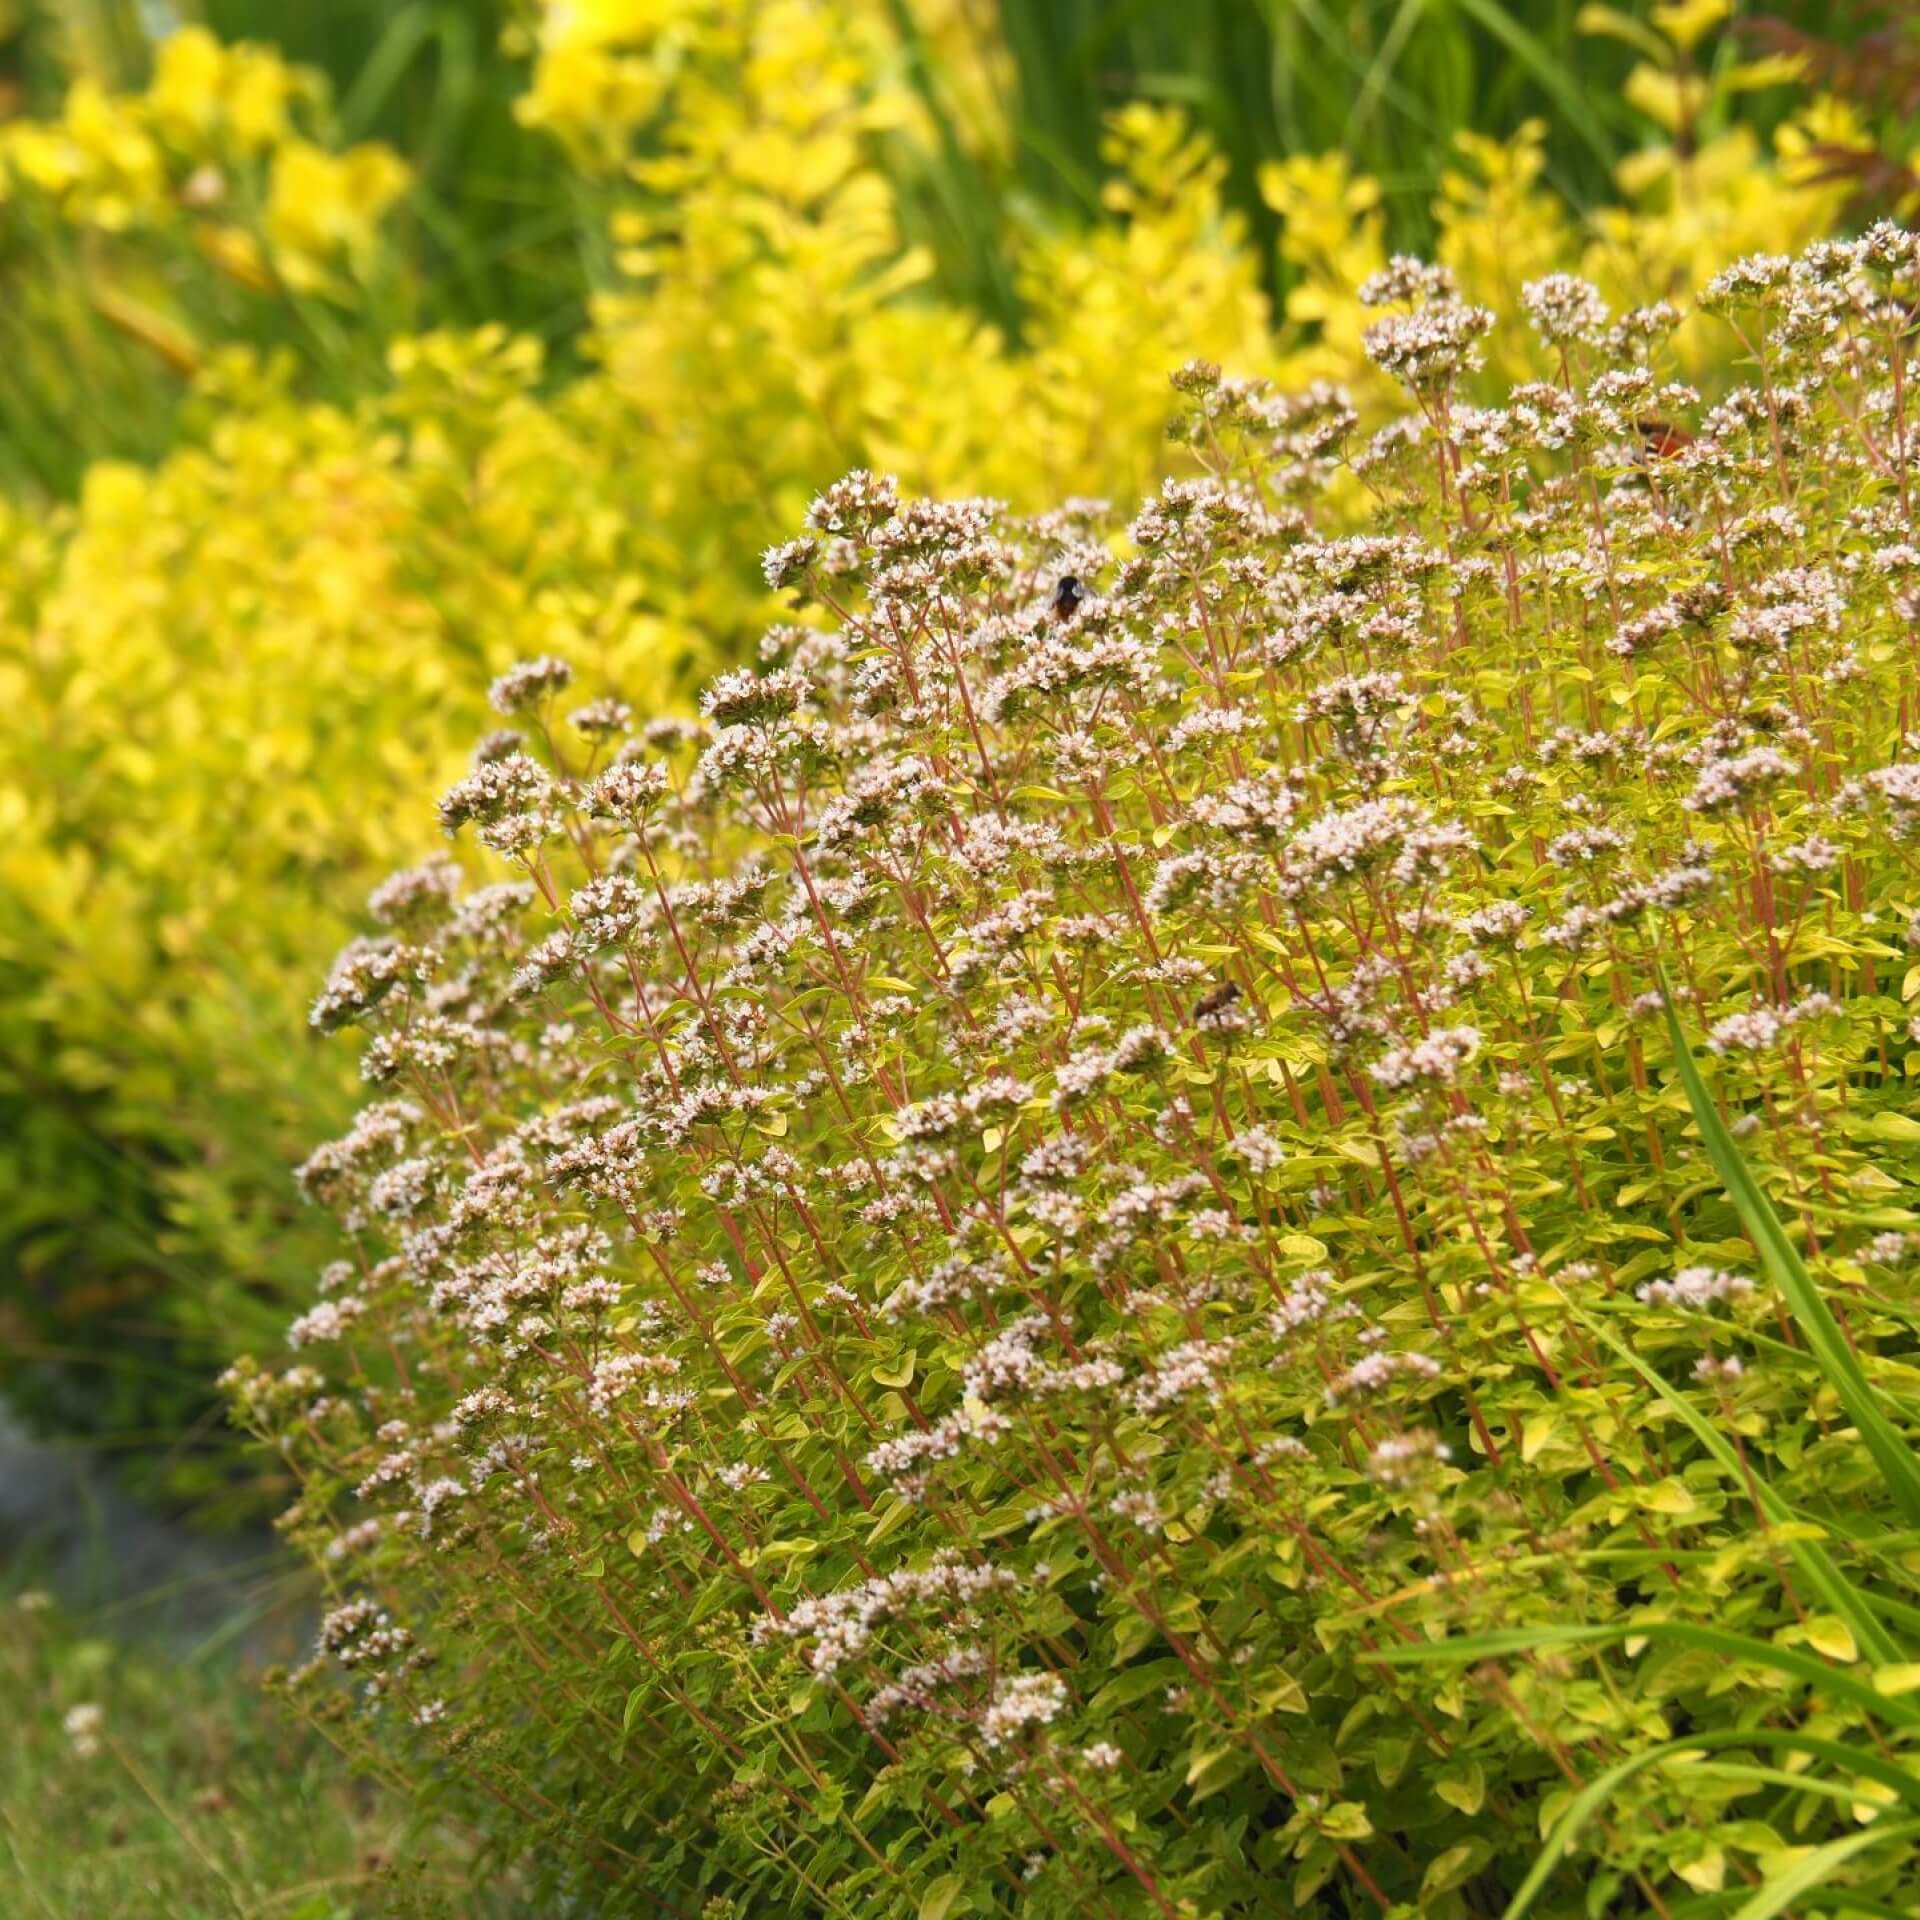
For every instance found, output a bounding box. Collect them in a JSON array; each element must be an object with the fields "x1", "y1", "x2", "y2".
[{"x1": 232, "y1": 227, "x2": 1920, "y2": 1918}]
